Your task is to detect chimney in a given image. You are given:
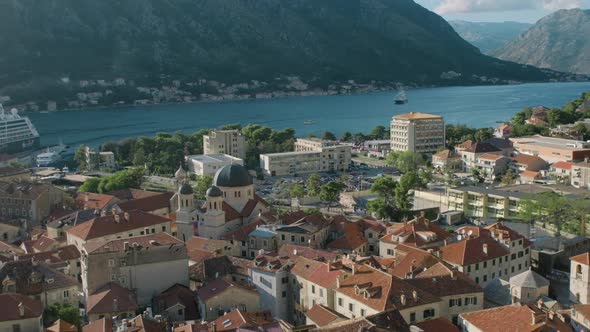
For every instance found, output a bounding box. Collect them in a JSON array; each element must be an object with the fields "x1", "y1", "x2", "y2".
[
  {"x1": 443, "y1": 239, "x2": 448, "y2": 246},
  {"x1": 100, "y1": 210, "x2": 106, "y2": 217},
  {"x1": 412, "y1": 290, "x2": 418, "y2": 301},
  {"x1": 483, "y1": 244, "x2": 488, "y2": 255},
  {"x1": 420, "y1": 210, "x2": 426, "y2": 218},
  {"x1": 400, "y1": 294, "x2": 406, "y2": 306},
  {"x1": 548, "y1": 311, "x2": 555, "y2": 321},
  {"x1": 124, "y1": 212, "x2": 130, "y2": 221},
  {"x1": 114, "y1": 215, "x2": 120, "y2": 223},
  {"x1": 113, "y1": 298, "x2": 119, "y2": 312},
  {"x1": 18, "y1": 302, "x2": 24, "y2": 317}
]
